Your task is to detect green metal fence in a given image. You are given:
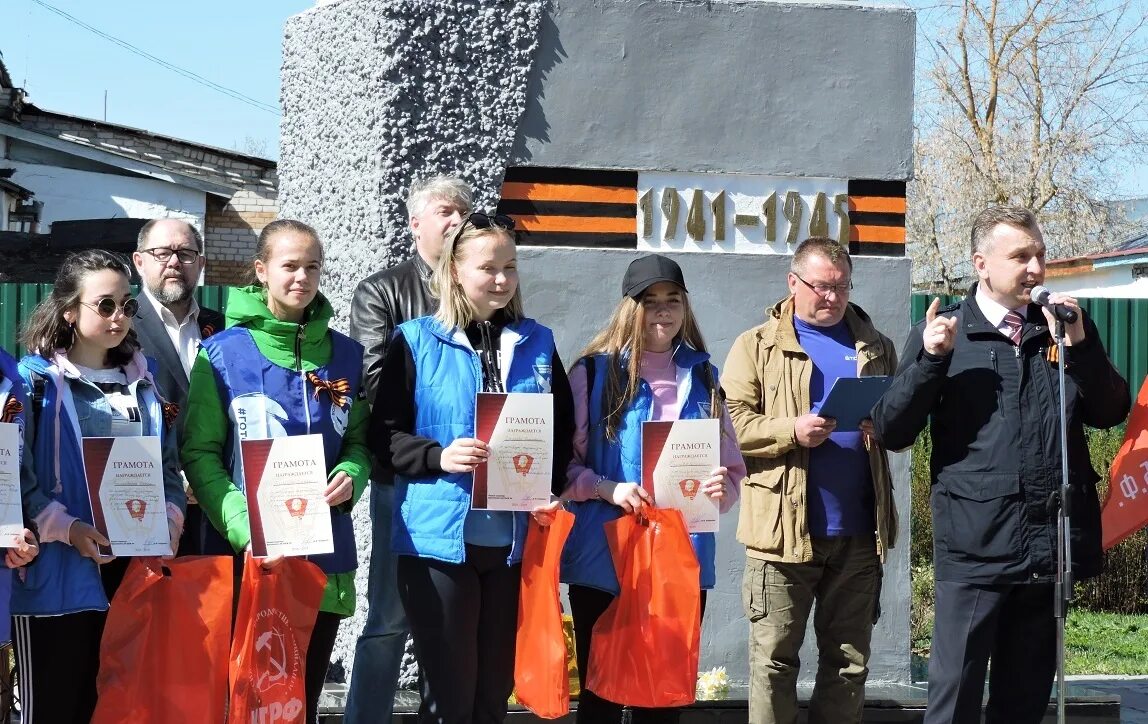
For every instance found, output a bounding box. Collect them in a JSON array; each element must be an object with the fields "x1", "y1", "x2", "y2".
[
  {"x1": 0, "y1": 284, "x2": 231, "y2": 359},
  {"x1": 910, "y1": 293, "x2": 1148, "y2": 393}
]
